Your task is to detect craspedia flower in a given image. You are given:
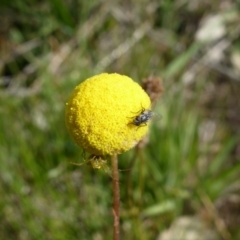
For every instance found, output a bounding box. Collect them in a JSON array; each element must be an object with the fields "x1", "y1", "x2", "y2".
[{"x1": 65, "y1": 73, "x2": 151, "y2": 156}]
